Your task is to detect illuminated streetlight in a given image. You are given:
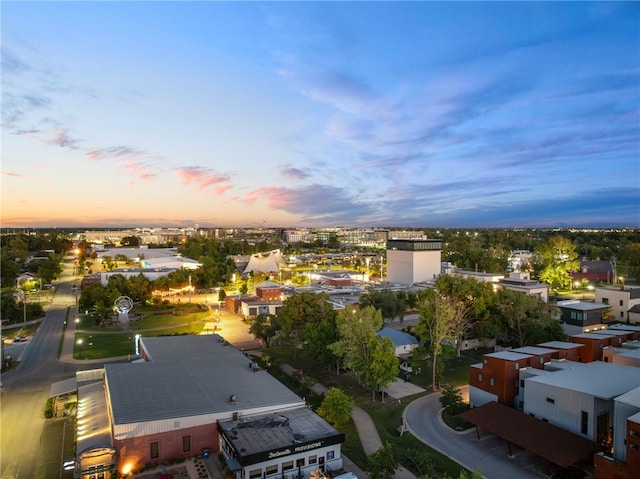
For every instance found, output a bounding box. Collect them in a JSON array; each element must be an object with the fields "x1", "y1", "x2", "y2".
[{"x1": 77, "y1": 339, "x2": 83, "y2": 359}]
